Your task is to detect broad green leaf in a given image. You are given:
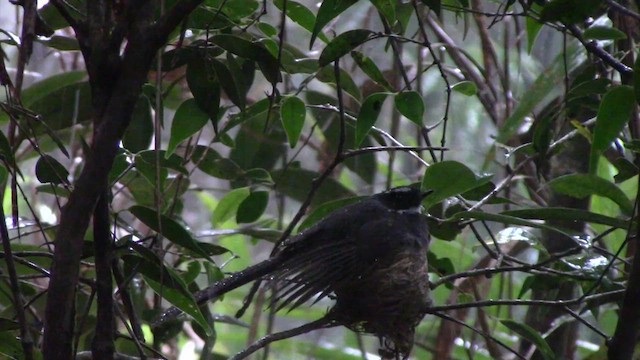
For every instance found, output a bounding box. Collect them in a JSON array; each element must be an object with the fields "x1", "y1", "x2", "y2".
[
  {"x1": 22, "y1": 70, "x2": 86, "y2": 106},
  {"x1": 422, "y1": 161, "x2": 492, "y2": 209},
  {"x1": 497, "y1": 45, "x2": 582, "y2": 143},
  {"x1": 123, "y1": 95, "x2": 153, "y2": 153},
  {"x1": 273, "y1": 0, "x2": 330, "y2": 44},
  {"x1": 280, "y1": 96, "x2": 307, "y2": 148},
  {"x1": 548, "y1": 174, "x2": 633, "y2": 215},
  {"x1": 272, "y1": 168, "x2": 356, "y2": 207},
  {"x1": 129, "y1": 206, "x2": 218, "y2": 260},
  {"x1": 319, "y1": 30, "x2": 376, "y2": 67},
  {"x1": 420, "y1": 0, "x2": 441, "y2": 16},
  {"x1": 525, "y1": 3, "x2": 543, "y2": 53},
  {"x1": 453, "y1": 211, "x2": 575, "y2": 242},
  {"x1": 35, "y1": 155, "x2": 69, "y2": 185},
  {"x1": 583, "y1": 26, "x2": 627, "y2": 40},
  {"x1": 310, "y1": 0, "x2": 358, "y2": 47},
  {"x1": 369, "y1": 0, "x2": 395, "y2": 24},
  {"x1": 212, "y1": 34, "x2": 281, "y2": 84},
  {"x1": 356, "y1": 93, "x2": 388, "y2": 146},
  {"x1": 452, "y1": 80, "x2": 477, "y2": 96},
  {"x1": 210, "y1": 58, "x2": 244, "y2": 110},
  {"x1": 167, "y1": 99, "x2": 210, "y2": 157},
  {"x1": 394, "y1": 91, "x2": 424, "y2": 125},
  {"x1": 191, "y1": 146, "x2": 245, "y2": 180},
  {"x1": 298, "y1": 196, "x2": 364, "y2": 230},
  {"x1": 236, "y1": 191, "x2": 269, "y2": 223},
  {"x1": 213, "y1": 187, "x2": 251, "y2": 226},
  {"x1": 540, "y1": 0, "x2": 601, "y2": 24},
  {"x1": 501, "y1": 320, "x2": 555, "y2": 360},
  {"x1": 351, "y1": 51, "x2": 393, "y2": 90},
  {"x1": 36, "y1": 35, "x2": 79, "y2": 50},
  {"x1": 186, "y1": 55, "x2": 221, "y2": 129},
  {"x1": 612, "y1": 157, "x2": 639, "y2": 183},
  {"x1": 590, "y1": 86, "x2": 635, "y2": 173},
  {"x1": 122, "y1": 250, "x2": 212, "y2": 335},
  {"x1": 207, "y1": 0, "x2": 259, "y2": 20},
  {"x1": 316, "y1": 66, "x2": 361, "y2": 101},
  {"x1": 503, "y1": 207, "x2": 629, "y2": 229}
]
